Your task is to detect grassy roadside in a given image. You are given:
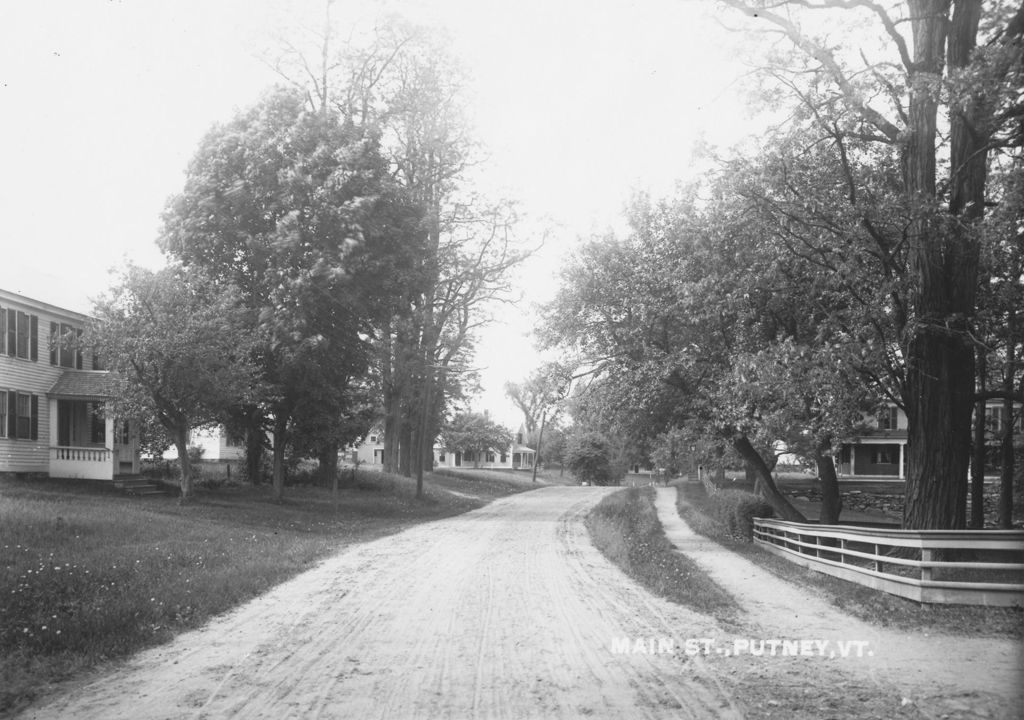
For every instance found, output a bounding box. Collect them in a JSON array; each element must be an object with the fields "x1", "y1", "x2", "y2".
[
  {"x1": 676, "y1": 481, "x2": 1024, "y2": 639},
  {"x1": 0, "y1": 469, "x2": 532, "y2": 717},
  {"x1": 585, "y1": 487, "x2": 740, "y2": 622}
]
